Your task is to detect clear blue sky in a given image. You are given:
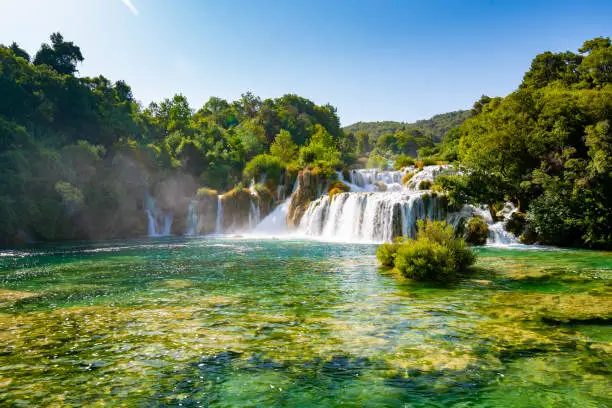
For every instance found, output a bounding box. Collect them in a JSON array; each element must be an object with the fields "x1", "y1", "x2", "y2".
[{"x1": 1, "y1": 0, "x2": 611, "y2": 125}]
